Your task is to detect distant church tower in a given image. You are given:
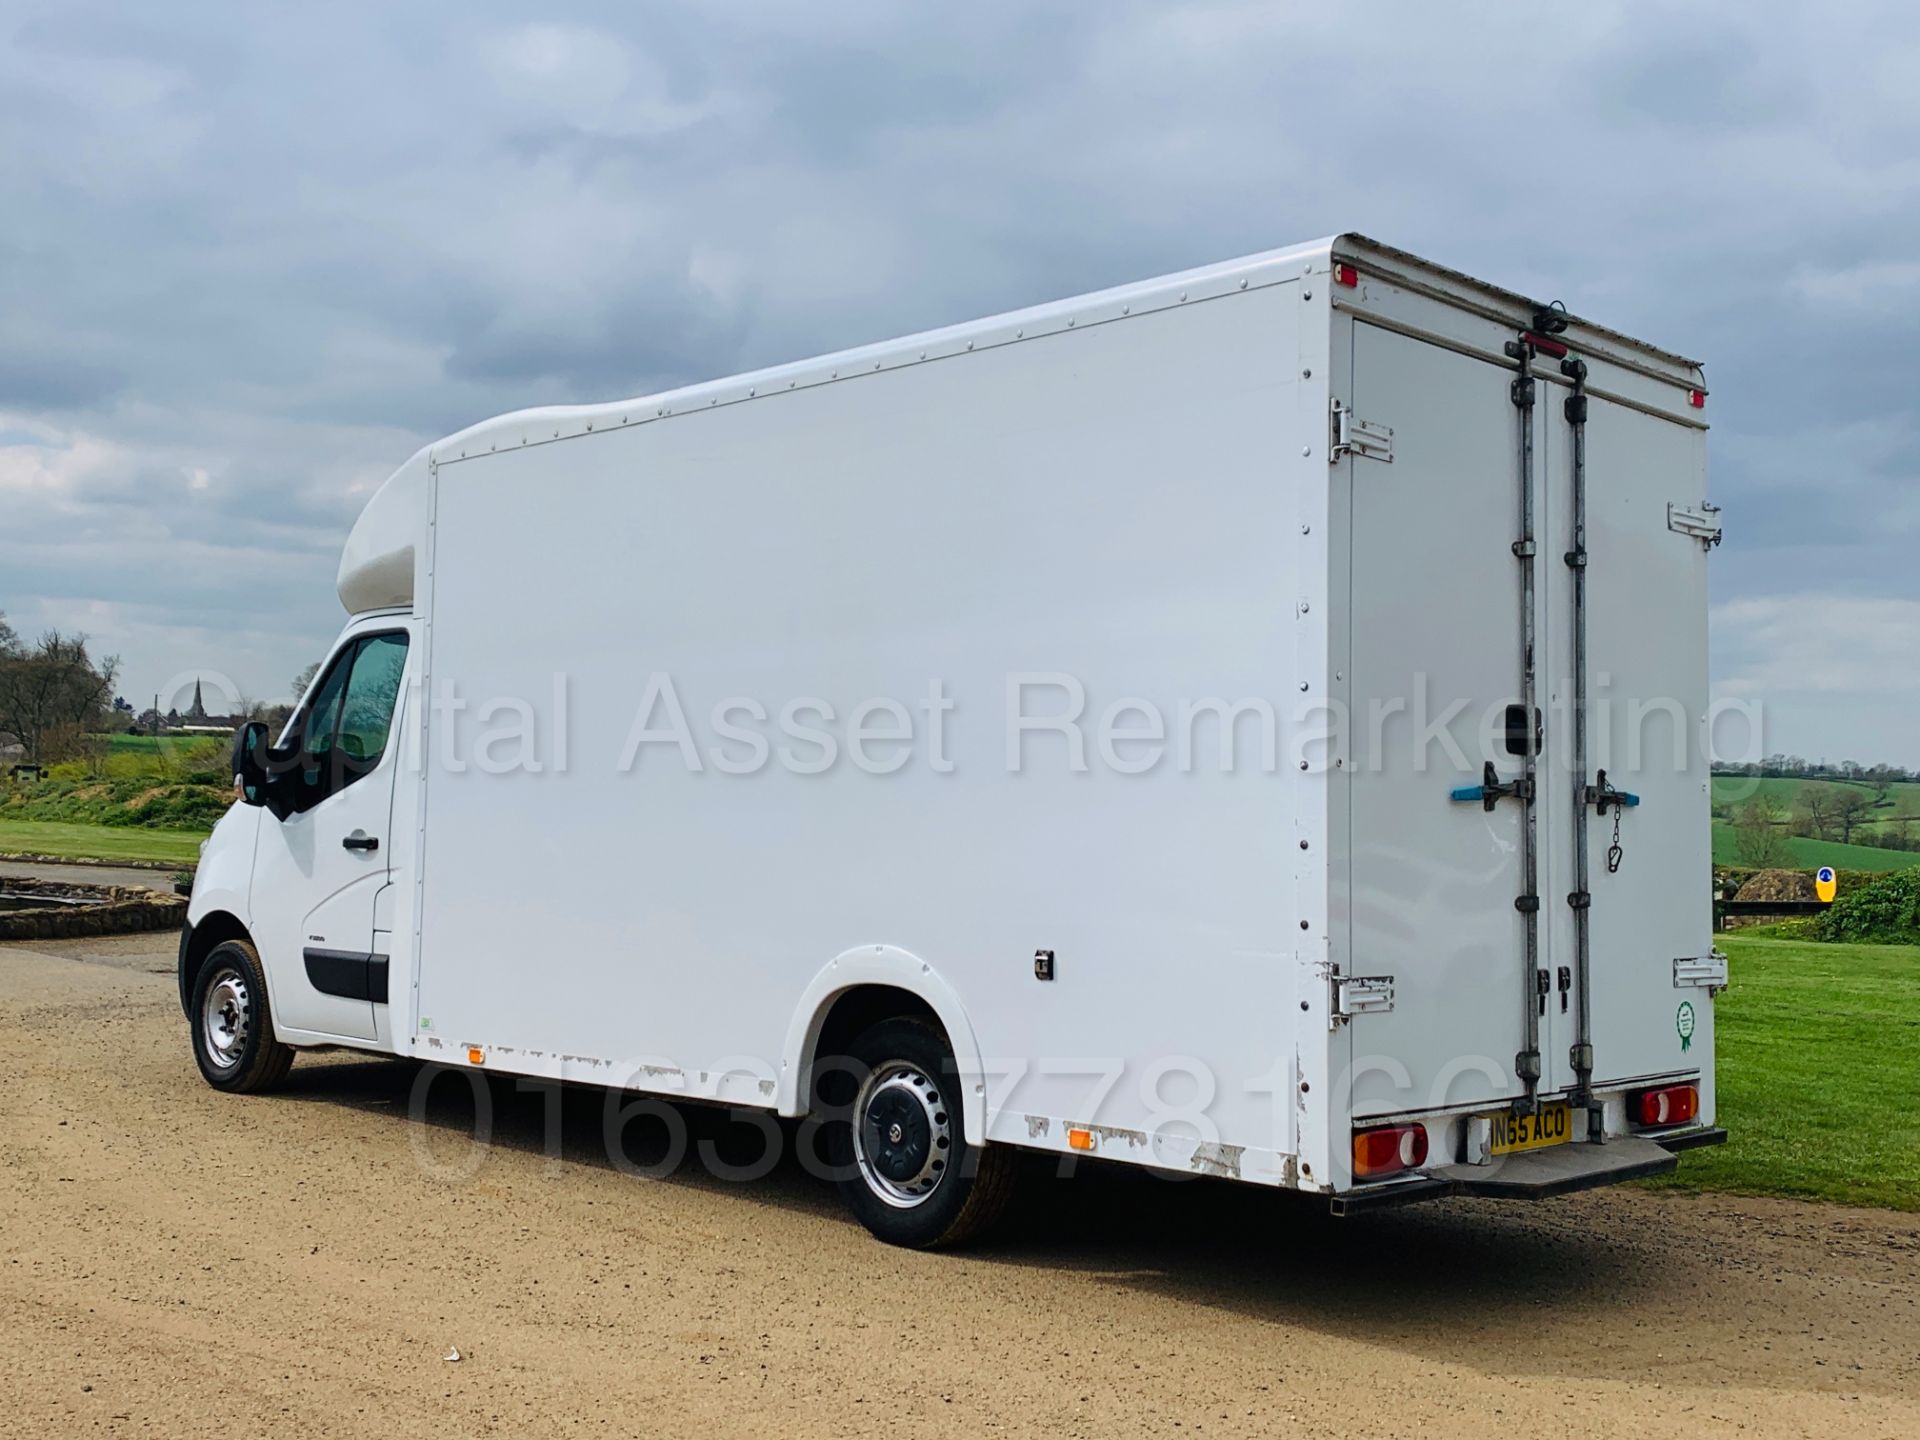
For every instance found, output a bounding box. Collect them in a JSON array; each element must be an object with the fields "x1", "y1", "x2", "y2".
[{"x1": 187, "y1": 678, "x2": 208, "y2": 723}]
